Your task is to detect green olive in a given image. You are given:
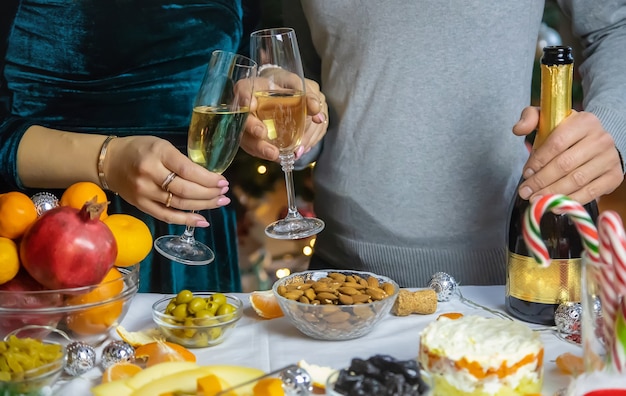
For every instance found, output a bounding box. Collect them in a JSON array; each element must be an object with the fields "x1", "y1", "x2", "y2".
[
  {"x1": 165, "y1": 302, "x2": 177, "y2": 314},
  {"x1": 205, "y1": 301, "x2": 219, "y2": 315},
  {"x1": 172, "y1": 303, "x2": 188, "y2": 320},
  {"x1": 176, "y1": 289, "x2": 194, "y2": 304},
  {"x1": 216, "y1": 303, "x2": 236, "y2": 317},
  {"x1": 209, "y1": 293, "x2": 227, "y2": 307},
  {"x1": 187, "y1": 297, "x2": 207, "y2": 314},
  {"x1": 195, "y1": 309, "x2": 214, "y2": 319}
]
